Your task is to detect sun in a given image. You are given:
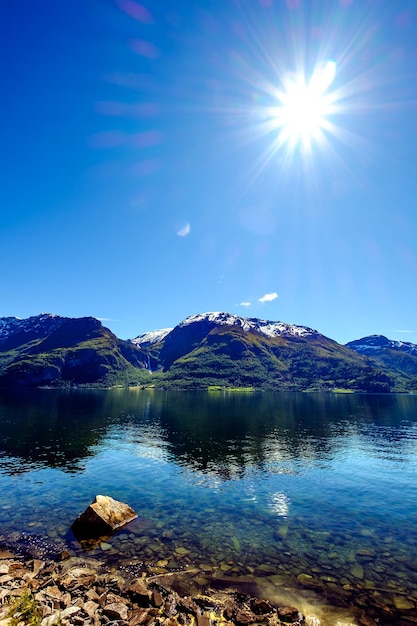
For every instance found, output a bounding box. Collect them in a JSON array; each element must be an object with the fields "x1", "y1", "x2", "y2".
[{"x1": 274, "y1": 61, "x2": 337, "y2": 151}]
